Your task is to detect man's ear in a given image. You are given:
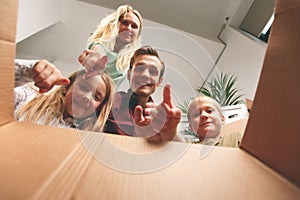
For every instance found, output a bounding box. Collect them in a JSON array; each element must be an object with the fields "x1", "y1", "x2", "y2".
[
  {"x1": 127, "y1": 69, "x2": 131, "y2": 81},
  {"x1": 156, "y1": 77, "x2": 163, "y2": 87}
]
